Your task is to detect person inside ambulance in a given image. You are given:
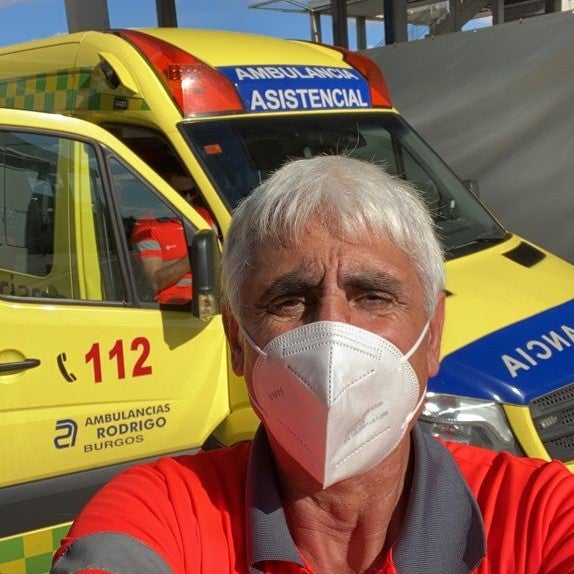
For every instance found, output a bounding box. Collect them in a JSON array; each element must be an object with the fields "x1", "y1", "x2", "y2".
[
  {"x1": 130, "y1": 161, "x2": 216, "y2": 305},
  {"x1": 51, "y1": 156, "x2": 574, "y2": 574},
  {"x1": 163, "y1": 171, "x2": 217, "y2": 235}
]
